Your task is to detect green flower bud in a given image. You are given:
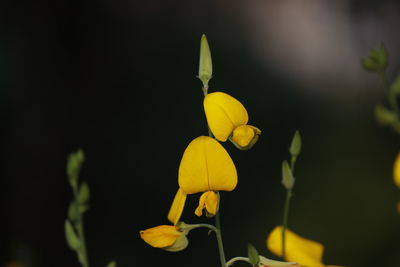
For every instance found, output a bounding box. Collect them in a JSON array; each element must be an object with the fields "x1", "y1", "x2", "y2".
[
  {"x1": 282, "y1": 160, "x2": 295, "y2": 190},
  {"x1": 198, "y1": 34, "x2": 212, "y2": 91},
  {"x1": 289, "y1": 130, "x2": 301, "y2": 157}
]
